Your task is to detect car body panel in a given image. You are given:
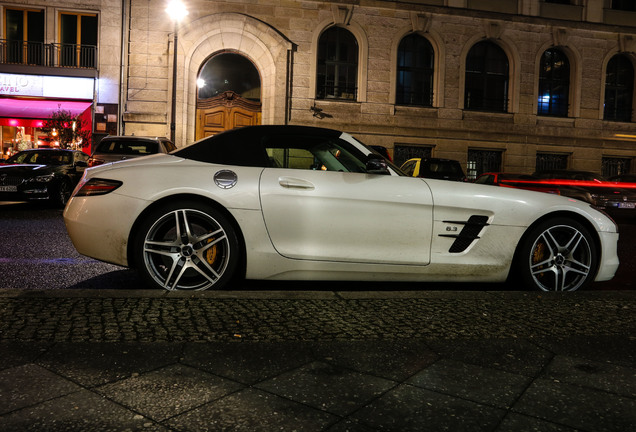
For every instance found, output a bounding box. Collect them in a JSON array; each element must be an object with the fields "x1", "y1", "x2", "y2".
[{"x1": 260, "y1": 168, "x2": 433, "y2": 264}]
